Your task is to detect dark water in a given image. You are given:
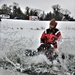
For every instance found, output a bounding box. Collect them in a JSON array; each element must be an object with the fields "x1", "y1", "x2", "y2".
[{"x1": 0, "y1": 49, "x2": 75, "y2": 75}]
